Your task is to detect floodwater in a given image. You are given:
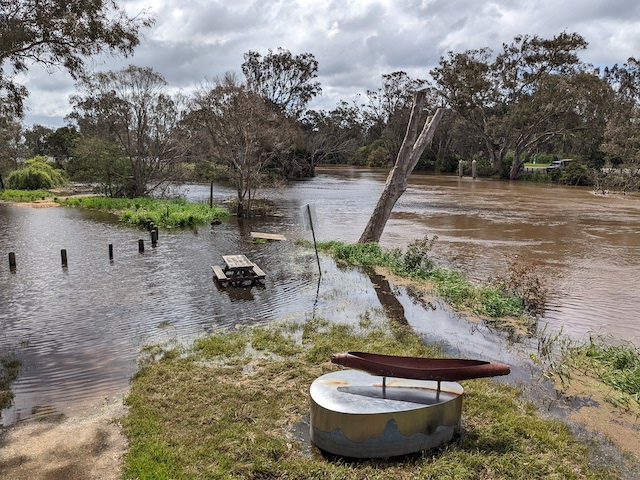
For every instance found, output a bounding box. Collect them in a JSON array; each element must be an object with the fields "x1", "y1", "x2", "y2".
[{"x1": 0, "y1": 166, "x2": 638, "y2": 425}]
